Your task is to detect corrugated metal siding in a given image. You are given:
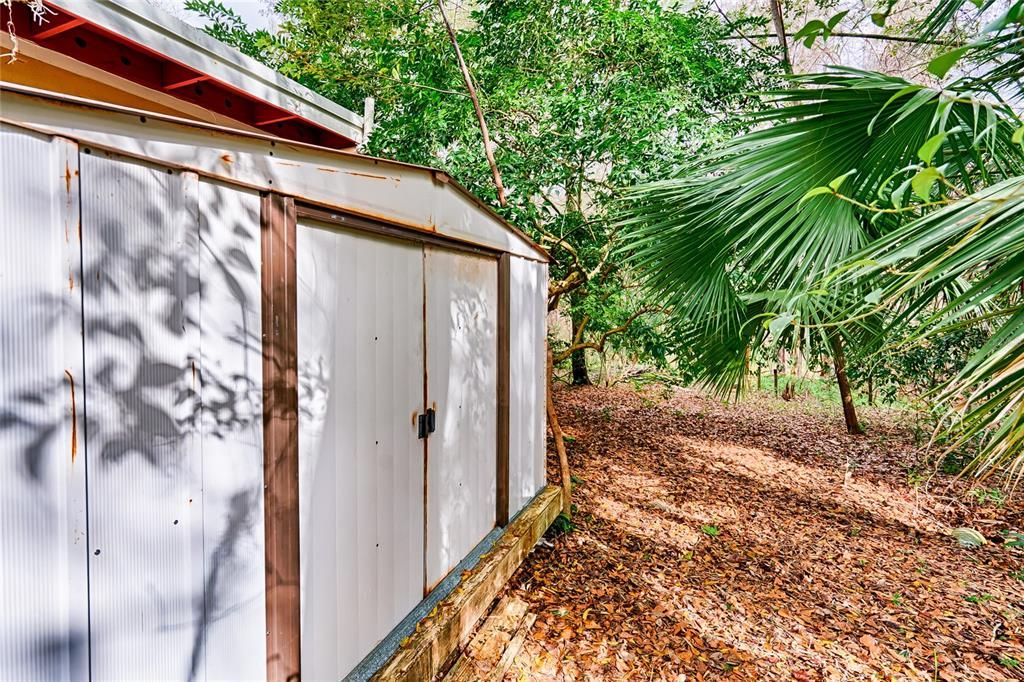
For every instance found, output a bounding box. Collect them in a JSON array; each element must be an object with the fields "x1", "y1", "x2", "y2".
[
  {"x1": 0, "y1": 126, "x2": 89, "y2": 681},
  {"x1": 296, "y1": 223, "x2": 426, "y2": 680},
  {"x1": 508, "y1": 258, "x2": 548, "y2": 517},
  {"x1": 425, "y1": 248, "x2": 498, "y2": 587},
  {"x1": 80, "y1": 152, "x2": 204, "y2": 680},
  {"x1": 196, "y1": 179, "x2": 266, "y2": 681},
  {"x1": 0, "y1": 90, "x2": 545, "y2": 261}
]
